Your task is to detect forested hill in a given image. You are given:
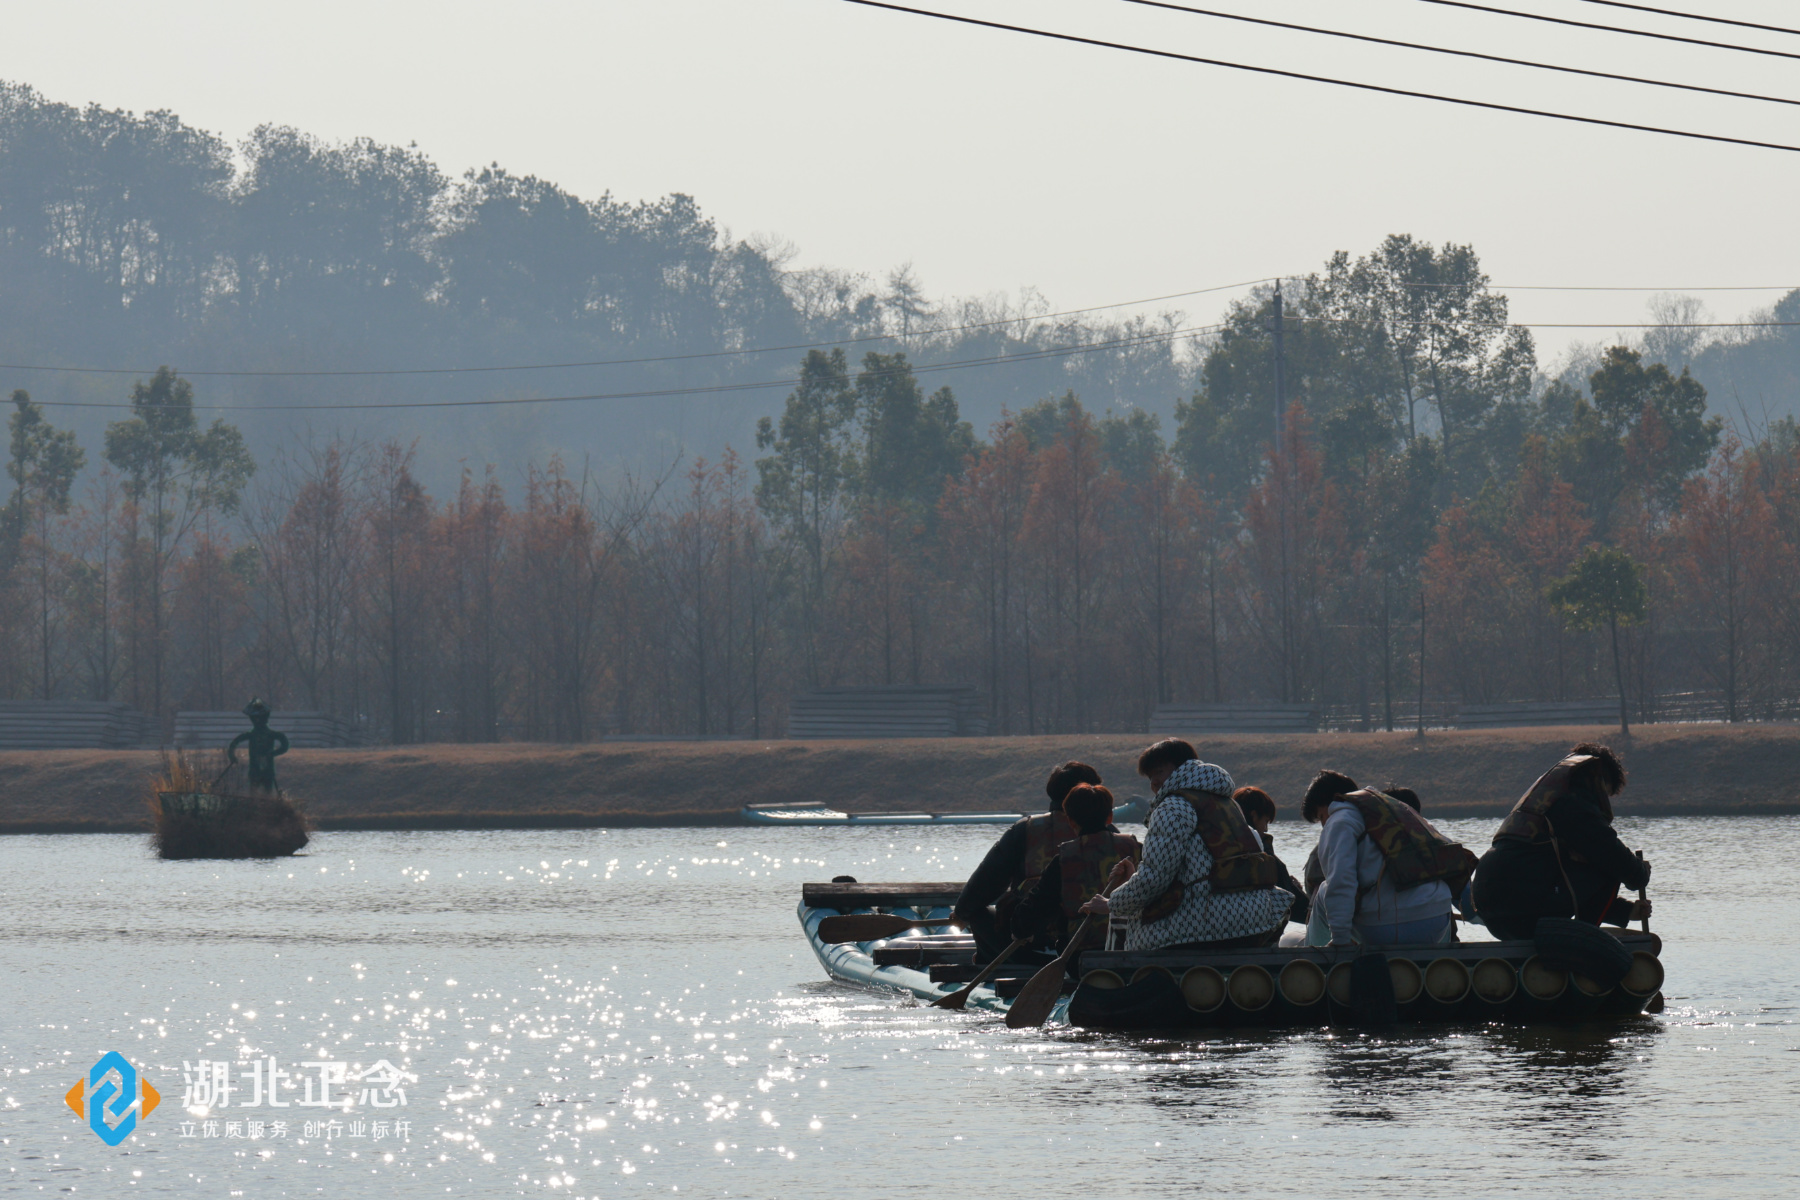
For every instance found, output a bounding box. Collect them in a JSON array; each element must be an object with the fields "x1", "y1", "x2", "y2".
[{"x1": 0, "y1": 81, "x2": 1198, "y2": 483}]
